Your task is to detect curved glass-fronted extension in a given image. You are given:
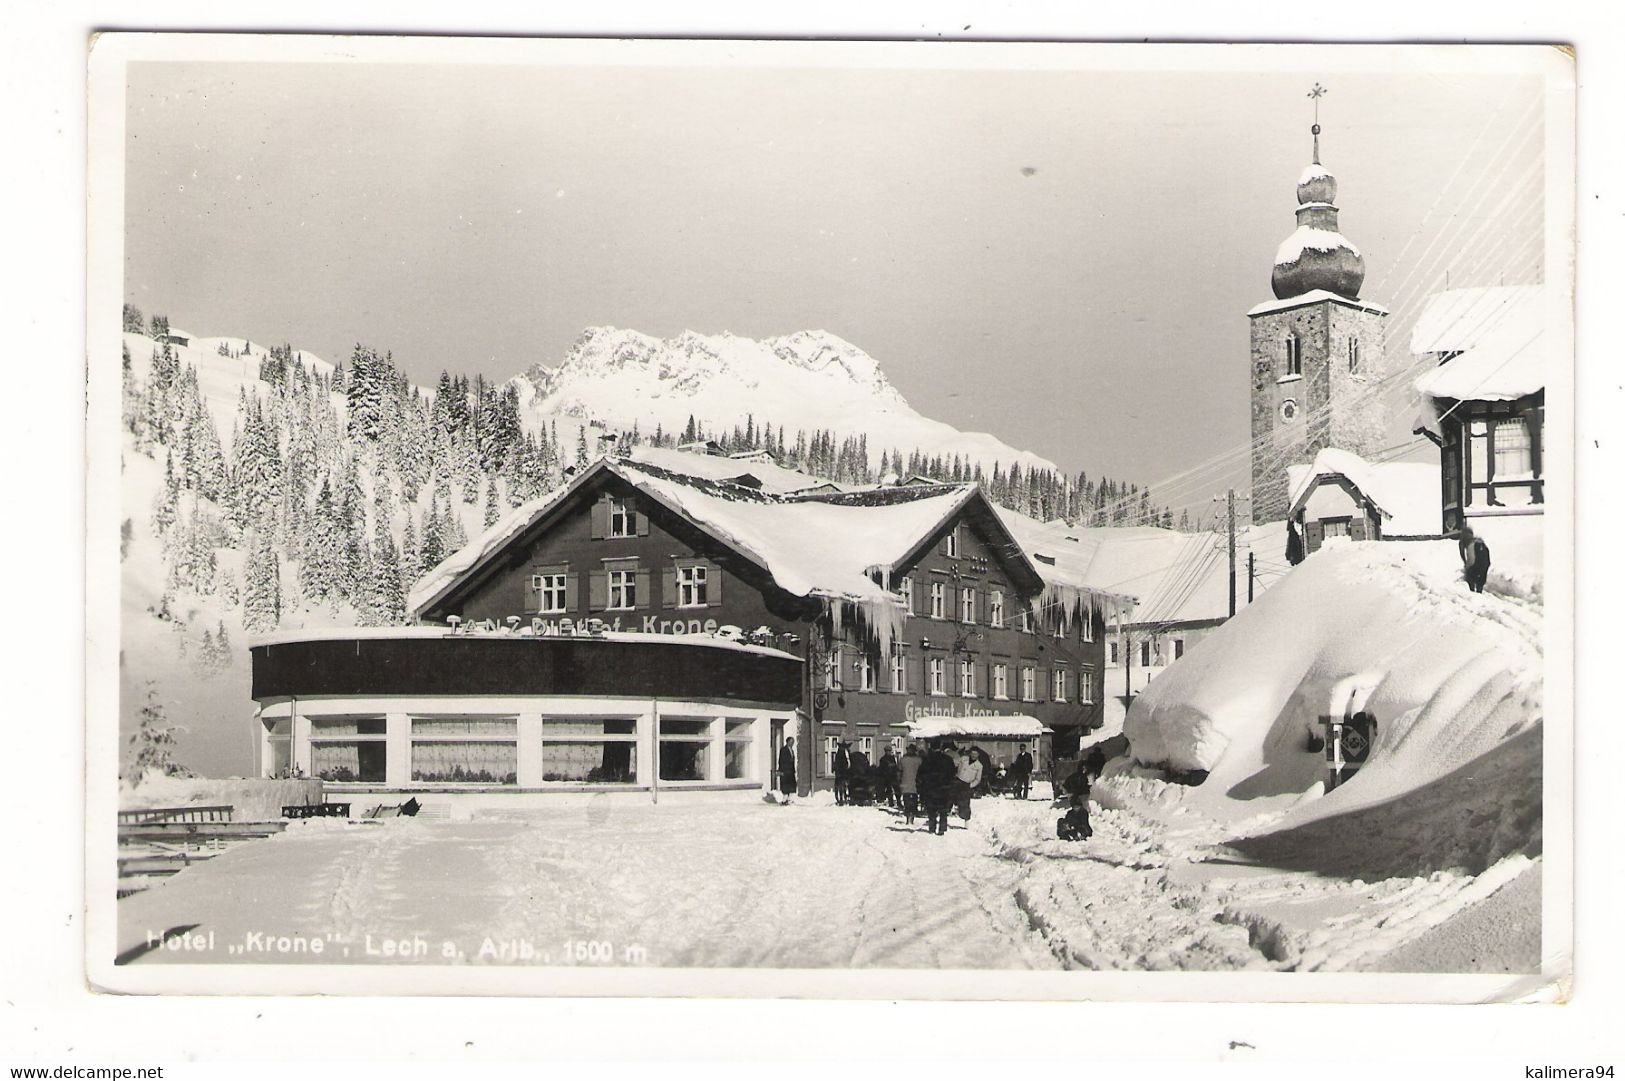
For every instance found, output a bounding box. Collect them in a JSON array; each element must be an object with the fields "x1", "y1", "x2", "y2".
[{"x1": 251, "y1": 629, "x2": 803, "y2": 811}]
